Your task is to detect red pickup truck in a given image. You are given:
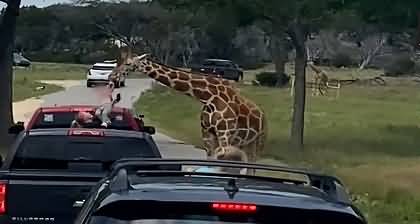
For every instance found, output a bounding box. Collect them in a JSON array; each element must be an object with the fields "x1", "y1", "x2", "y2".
[{"x1": 9, "y1": 105, "x2": 155, "y2": 135}]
